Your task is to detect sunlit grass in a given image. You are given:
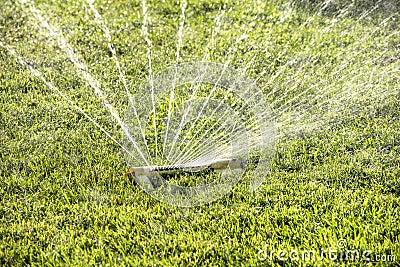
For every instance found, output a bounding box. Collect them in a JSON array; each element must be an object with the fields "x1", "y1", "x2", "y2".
[{"x1": 1, "y1": 0, "x2": 399, "y2": 266}]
